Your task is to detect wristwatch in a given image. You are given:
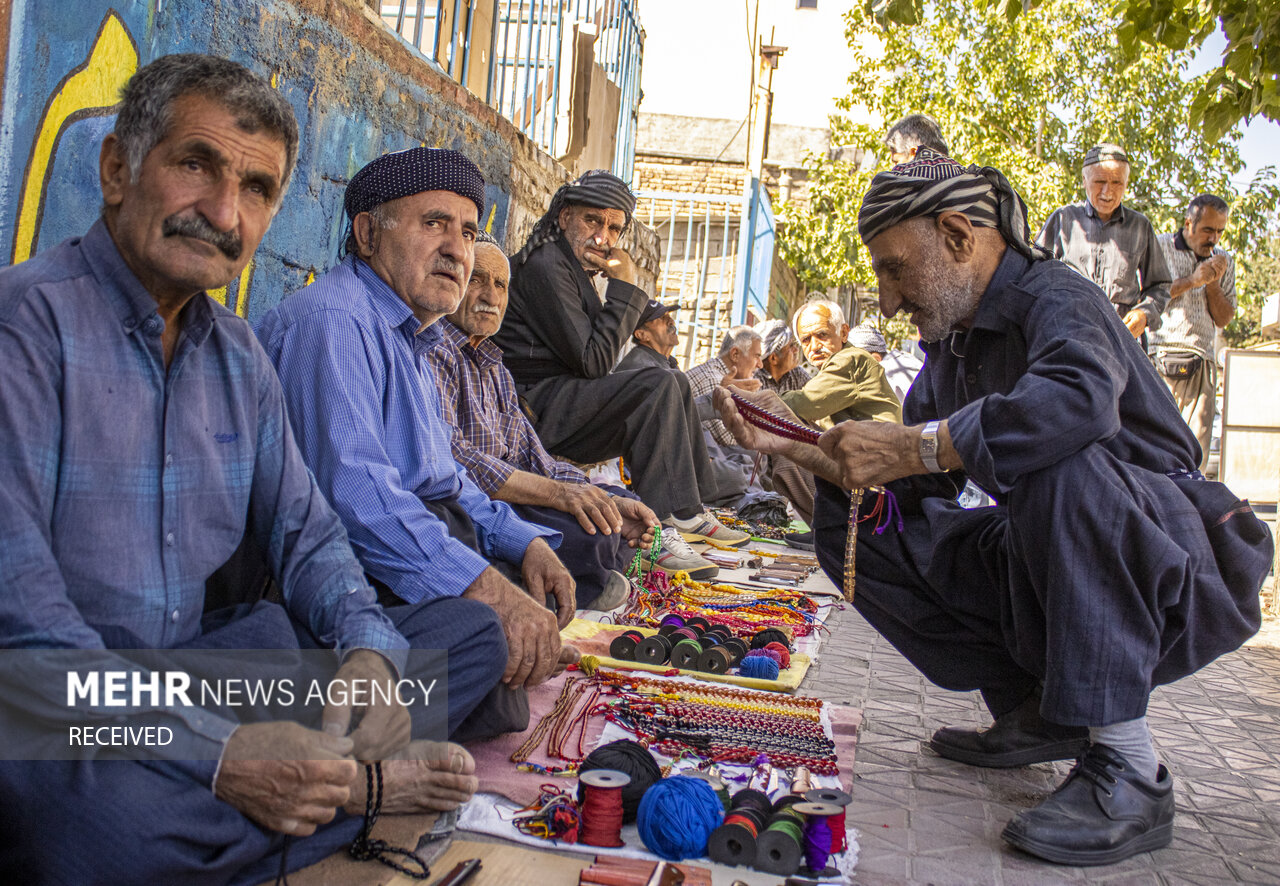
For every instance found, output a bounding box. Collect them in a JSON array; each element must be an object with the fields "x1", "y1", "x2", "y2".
[{"x1": 919, "y1": 421, "x2": 942, "y2": 473}]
